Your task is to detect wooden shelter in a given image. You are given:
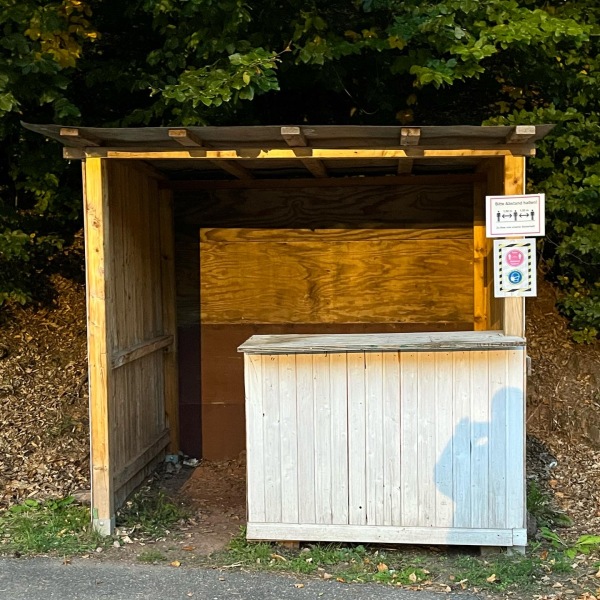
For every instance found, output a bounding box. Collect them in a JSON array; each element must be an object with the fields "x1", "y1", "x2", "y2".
[{"x1": 26, "y1": 123, "x2": 551, "y2": 539}]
